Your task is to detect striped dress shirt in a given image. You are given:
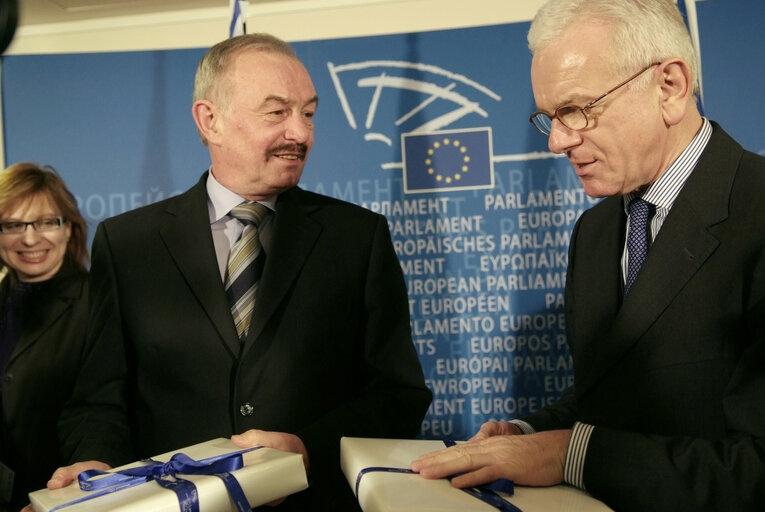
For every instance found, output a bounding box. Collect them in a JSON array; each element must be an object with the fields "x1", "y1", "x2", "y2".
[{"x1": 515, "y1": 118, "x2": 713, "y2": 490}]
